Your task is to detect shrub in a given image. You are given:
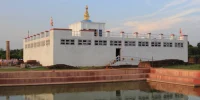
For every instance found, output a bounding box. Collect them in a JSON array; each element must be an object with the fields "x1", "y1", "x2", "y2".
[{"x1": 47, "y1": 64, "x2": 78, "y2": 69}]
